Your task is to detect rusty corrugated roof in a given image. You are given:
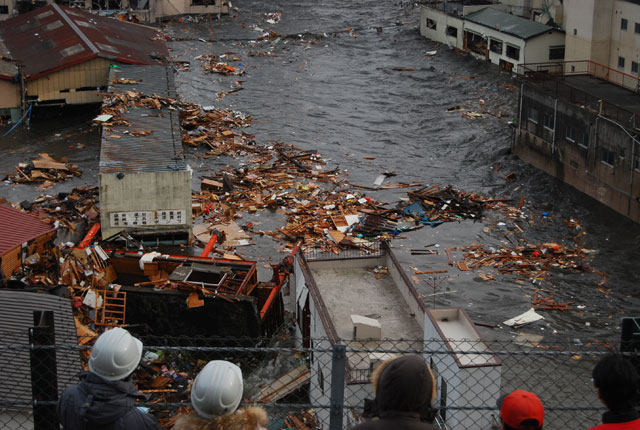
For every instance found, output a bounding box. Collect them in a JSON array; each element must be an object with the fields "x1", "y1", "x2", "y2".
[
  {"x1": 0, "y1": 38, "x2": 18, "y2": 80},
  {"x1": 100, "y1": 65, "x2": 186, "y2": 173},
  {"x1": 0, "y1": 206, "x2": 56, "y2": 256},
  {"x1": 0, "y1": 4, "x2": 168, "y2": 80}
]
